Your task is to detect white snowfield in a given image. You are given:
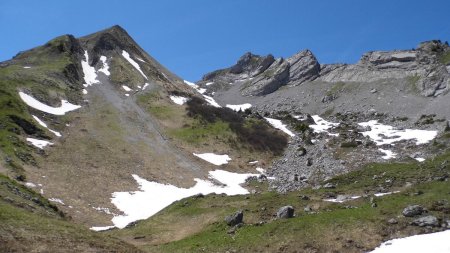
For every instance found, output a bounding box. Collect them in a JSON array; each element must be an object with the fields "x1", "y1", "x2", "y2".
[
  {"x1": 358, "y1": 120, "x2": 438, "y2": 146},
  {"x1": 369, "y1": 230, "x2": 450, "y2": 253},
  {"x1": 19, "y1": 92, "x2": 81, "y2": 115},
  {"x1": 193, "y1": 153, "x2": 231, "y2": 166},
  {"x1": 169, "y1": 95, "x2": 188, "y2": 105},
  {"x1": 32, "y1": 115, "x2": 61, "y2": 137},
  {"x1": 142, "y1": 83, "x2": 150, "y2": 90},
  {"x1": 48, "y1": 198, "x2": 65, "y2": 205},
  {"x1": 81, "y1": 51, "x2": 99, "y2": 87},
  {"x1": 205, "y1": 82, "x2": 214, "y2": 86},
  {"x1": 26, "y1": 138, "x2": 53, "y2": 149},
  {"x1": 183, "y1": 80, "x2": 197, "y2": 86},
  {"x1": 97, "y1": 56, "x2": 110, "y2": 76},
  {"x1": 309, "y1": 115, "x2": 339, "y2": 135},
  {"x1": 122, "y1": 85, "x2": 132, "y2": 92},
  {"x1": 122, "y1": 50, "x2": 148, "y2": 79},
  {"x1": 226, "y1": 103, "x2": 252, "y2": 112},
  {"x1": 264, "y1": 117, "x2": 295, "y2": 137},
  {"x1": 109, "y1": 169, "x2": 260, "y2": 229}
]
